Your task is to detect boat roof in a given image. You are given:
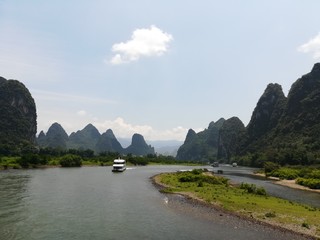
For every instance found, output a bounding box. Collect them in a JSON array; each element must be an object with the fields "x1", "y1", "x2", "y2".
[
  {"x1": 113, "y1": 164, "x2": 125, "y2": 167},
  {"x1": 114, "y1": 159, "x2": 125, "y2": 163}
]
